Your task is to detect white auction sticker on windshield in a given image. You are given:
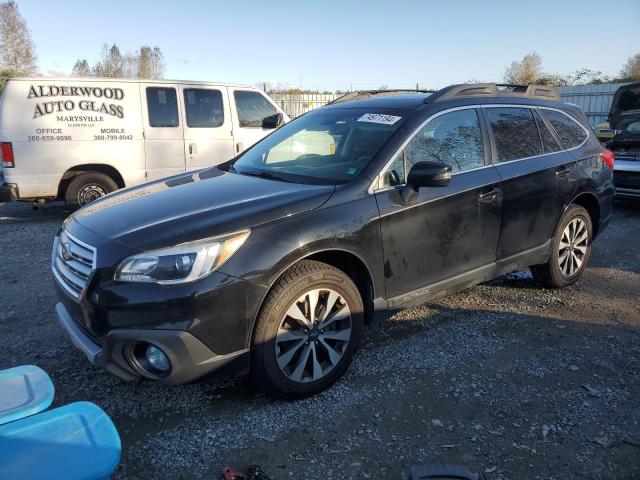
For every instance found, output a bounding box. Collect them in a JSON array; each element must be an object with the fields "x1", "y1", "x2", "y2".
[{"x1": 357, "y1": 113, "x2": 402, "y2": 125}]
